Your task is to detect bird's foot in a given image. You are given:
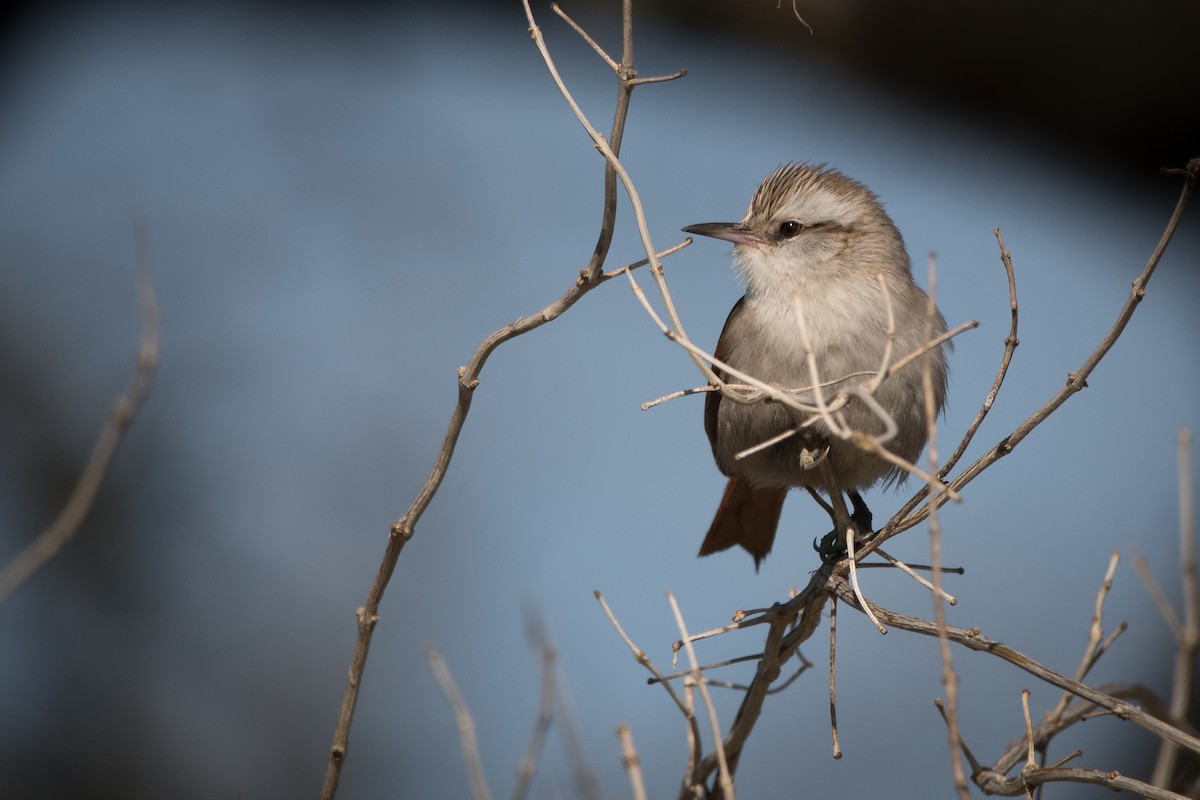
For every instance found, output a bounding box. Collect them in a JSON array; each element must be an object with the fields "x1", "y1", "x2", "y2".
[{"x1": 813, "y1": 499, "x2": 876, "y2": 564}]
